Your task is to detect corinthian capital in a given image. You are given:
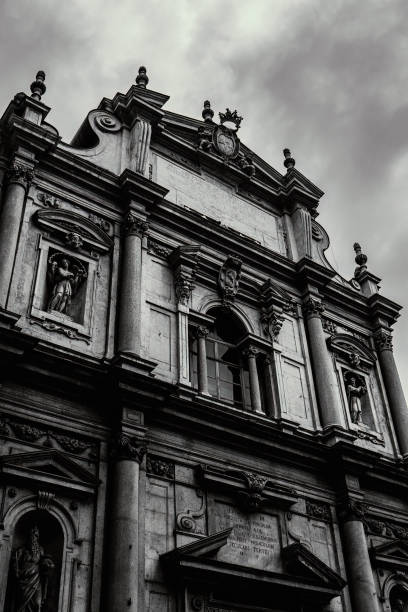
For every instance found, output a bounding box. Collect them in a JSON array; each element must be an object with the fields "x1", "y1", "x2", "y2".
[
  {"x1": 111, "y1": 433, "x2": 146, "y2": 463},
  {"x1": 6, "y1": 162, "x2": 34, "y2": 188},
  {"x1": 374, "y1": 329, "x2": 393, "y2": 352},
  {"x1": 302, "y1": 296, "x2": 325, "y2": 319},
  {"x1": 123, "y1": 211, "x2": 149, "y2": 237}
]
